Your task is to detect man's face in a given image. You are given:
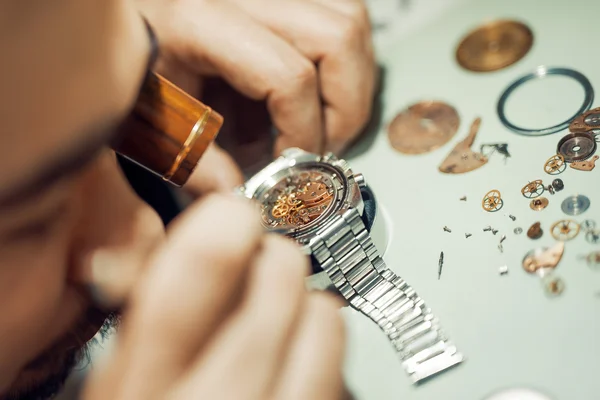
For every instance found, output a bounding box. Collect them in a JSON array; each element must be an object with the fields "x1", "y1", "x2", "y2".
[{"x1": 0, "y1": 1, "x2": 163, "y2": 398}]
